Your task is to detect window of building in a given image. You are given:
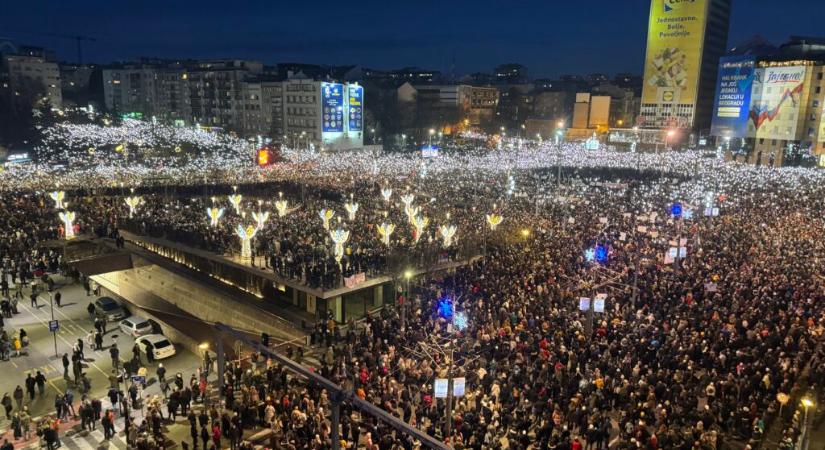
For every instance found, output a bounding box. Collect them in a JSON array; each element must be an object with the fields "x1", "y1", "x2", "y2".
[
  {"x1": 816, "y1": 87, "x2": 821, "y2": 94},
  {"x1": 771, "y1": 139, "x2": 777, "y2": 146}
]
